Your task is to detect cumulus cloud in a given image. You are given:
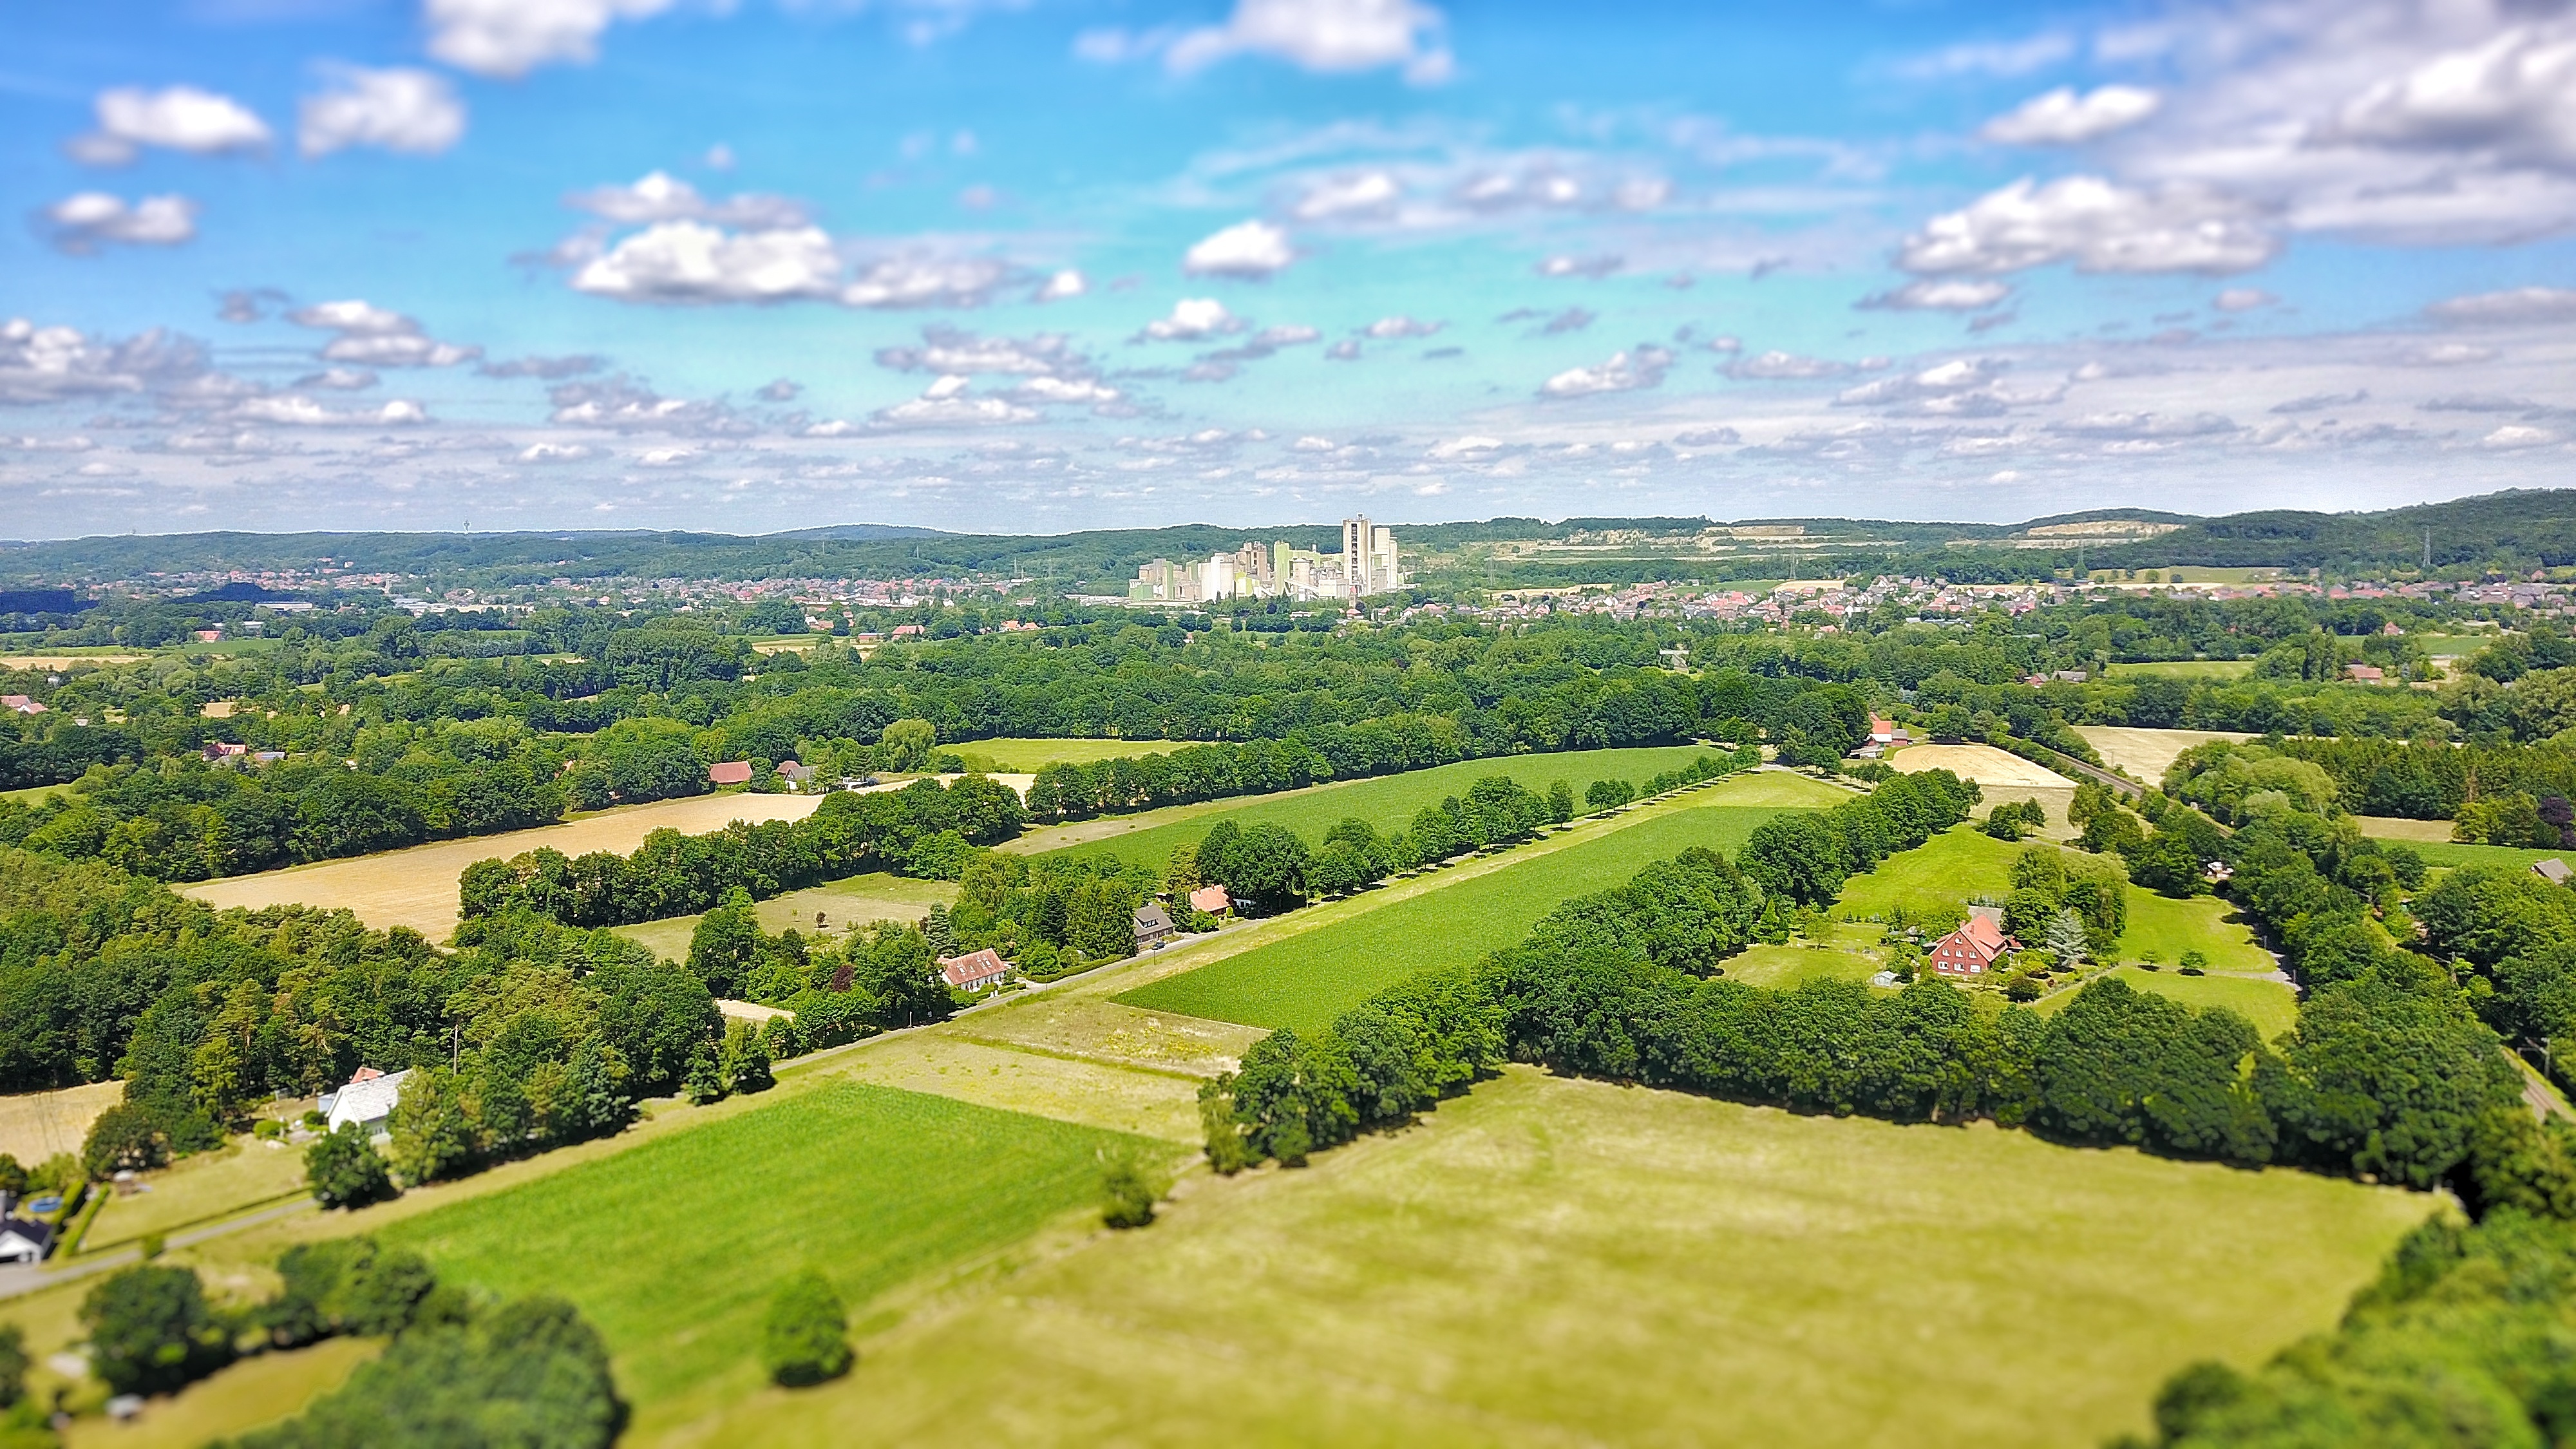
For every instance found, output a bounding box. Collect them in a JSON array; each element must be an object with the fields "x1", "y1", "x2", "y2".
[
  {"x1": 873, "y1": 374, "x2": 1037, "y2": 428},
  {"x1": 425, "y1": 0, "x2": 674, "y2": 78},
  {"x1": 2425, "y1": 286, "x2": 2576, "y2": 326},
  {"x1": 1861, "y1": 278, "x2": 2012, "y2": 311},
  {"x1": 1141, "y1": 298, "x2": 1244, "y2": 340},
  {"x1": 572, "y1": 222, "x2": 841, "y2": 303},
  {"x1": 1183, "y1": 219, "x2": 1296, "y2": 278},
  {"x1": 1981, "y1": 86, "x2": 2161, "y2": 145},
  {"x1": 1723, "y1": 350, "x2": 1848, "y2": 380},
  {"x1": 565, "y1": 171, "x2": 808, "y2": 229},
  {"x1": 877, "y1": 326, "x2": 1089, "y2": 377},
  {"x1": 288, "y1": 300, "x2": 481, "y2": 367},
  {"x1": 1892, "y1": 32, "x2": 2074, "y2": 80},
  {"x1": 2215, "y1": 288, "x2": 2278, "y2": 311},
  {"x1": 1537, "y1": 253, "x2": 1622, "y2": 278},
  {"x1": 0, "y1": 319, "x2": 211, "y2": 406},
  {"x1": 293, "y1": 367, "x2": 379, "y2": 390},
  {"x1": 2055, "y1": 411, "x2": 2239, "y2": 439},
  {"x1": 1036, "y1": 269, "x2": 1088, "y2": 301},
  {"x1": 1898, "y1": 176, "x2": 2277, "y2": 276},
  {"x1": 1541, "y1": 346, "x2": 1672, "y2": 397},
  {"x1": 1166, "y1": 0, "x2": 1450, "y2": 82},
  {"x1": 298, "y1": 67, "x2": 465, "y2": 158},
  {"x1": 842, "y1": 255, "x2": 1009, "y2": 308},
  {"x1": 478, "y1": 354, "x2": 603, "y2": 379},
  {"x1": 2482, "y1": 424, "x2": 2562, "y2": 449},
  {"x1": 70, "y1": 86, "x2": 269, "y2": 164},
  {"x1": 231, "y1": 395, "x2": 428, "y2": 426},
  {"x1": 1363, "y1": 315, "x2": 1441, "y2": 338},
  {"x1": 548, "y1": 376, "x2": 750, "y2": 435},
  {"x1": 37, "y1": 193, "x2": 196, "y2": 253},
  {"x1": 2270, "y1": 389, "x2": 2367, "y2": 413},
  {"x1": 517, "y1": 442, "x2": 596, "y2": 463},
  {"x1": 755, "y1": 379, "x2": 801, "y2": 402},
  {"x1": 2324, "y1": 26, "x2": 2576, "y2": 170},
  {"x1": 1674, "y1": 426, "x2": 1742, "y2": 446}
]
